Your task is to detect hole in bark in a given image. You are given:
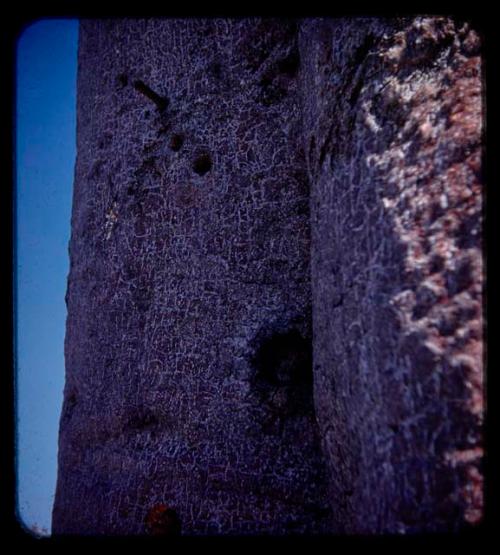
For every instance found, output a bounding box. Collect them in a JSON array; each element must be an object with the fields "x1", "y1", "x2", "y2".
[
  {"x1": 389, "y1": 423, "x2": 400, "y2": 433},
  {"x1": 193, "y1": 153, "x2": 212, "y2": 176},
  {"x1": 170, "y1": 133, "x2": 184, "y2": 152}
]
